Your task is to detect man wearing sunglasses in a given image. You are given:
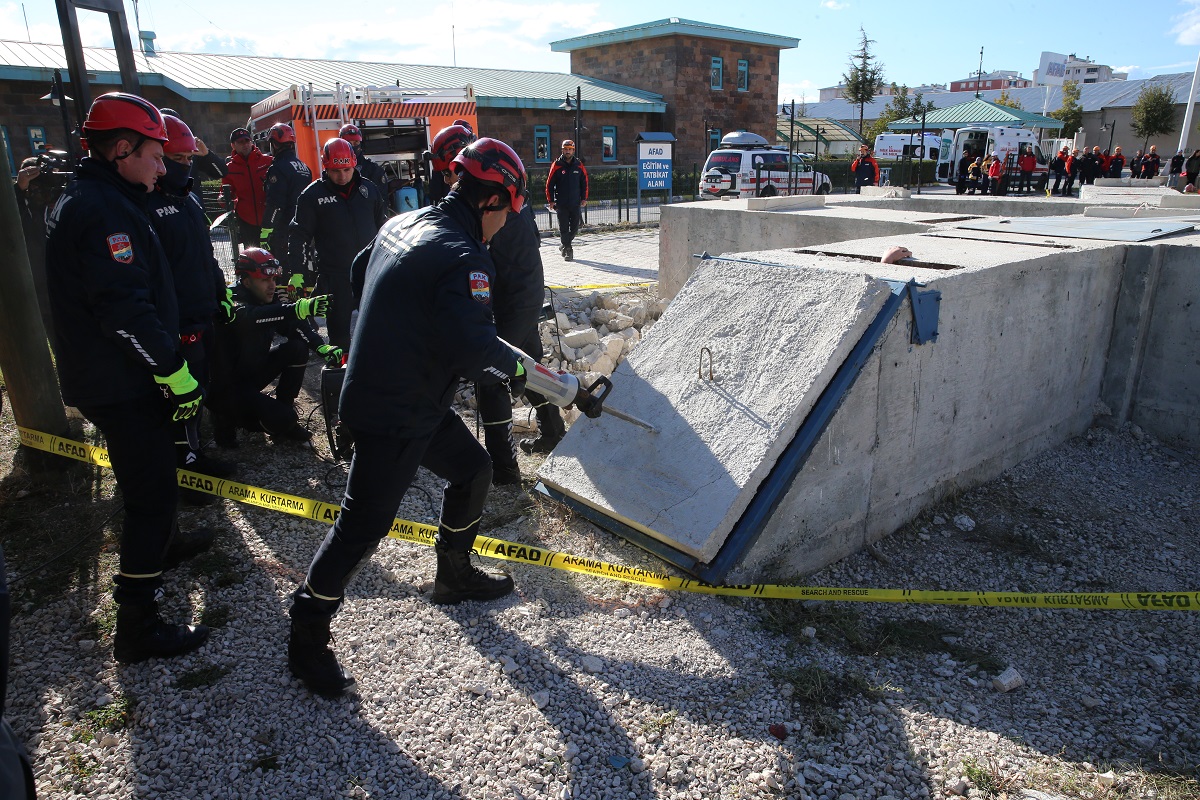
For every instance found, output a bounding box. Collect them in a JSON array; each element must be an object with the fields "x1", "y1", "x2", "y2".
[{"x1": 287, "y1": 139, "x2": 594, "y2": 698}]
